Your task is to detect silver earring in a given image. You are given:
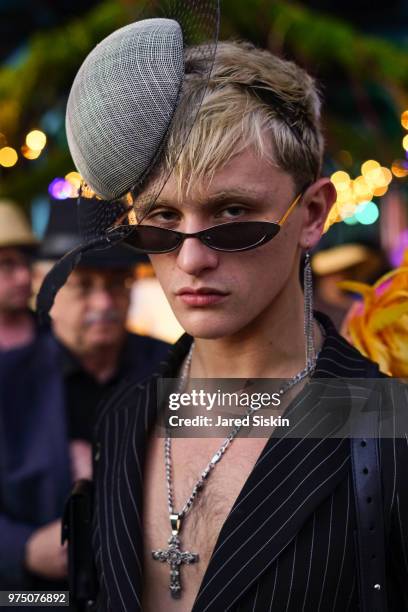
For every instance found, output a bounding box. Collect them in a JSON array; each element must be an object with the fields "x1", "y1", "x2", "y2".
[{"x1": 303, "y1": 251, "x2": 315, "y2": 368}]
